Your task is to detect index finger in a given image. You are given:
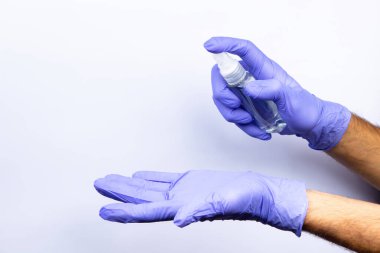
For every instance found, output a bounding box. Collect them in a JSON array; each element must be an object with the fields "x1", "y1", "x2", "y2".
[{"x1": 204, "y1": 37, "x2": 285, "y2": 80}]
